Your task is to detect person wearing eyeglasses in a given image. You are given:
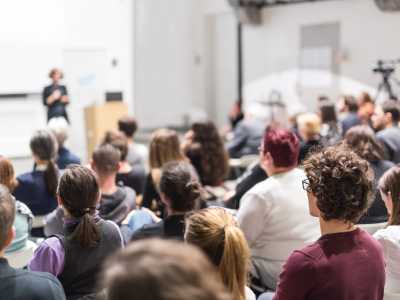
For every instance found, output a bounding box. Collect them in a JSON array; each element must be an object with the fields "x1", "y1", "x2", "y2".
[
  {"x1": 268, "y1": 145, "x2": 385, "y2": 300},
  {"x1": 237, "y1": 128, "x2": 319, "y2": 291}
]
